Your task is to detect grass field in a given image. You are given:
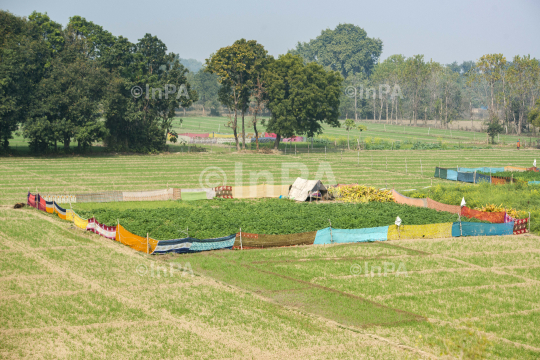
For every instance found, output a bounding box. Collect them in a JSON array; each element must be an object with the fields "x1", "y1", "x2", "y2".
[
  {"x1": 2, "y1": 147, "x2": 540, "y2": 358},
  {"x1": 2, "y1": 205, "x2": 540, "y2": 358},
  {"x1": 175, "y1": 116, "x2": 533, "y2": 147},
  {"x1": 1, "y1": 149, "x2": 538, "y2": 206}
]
